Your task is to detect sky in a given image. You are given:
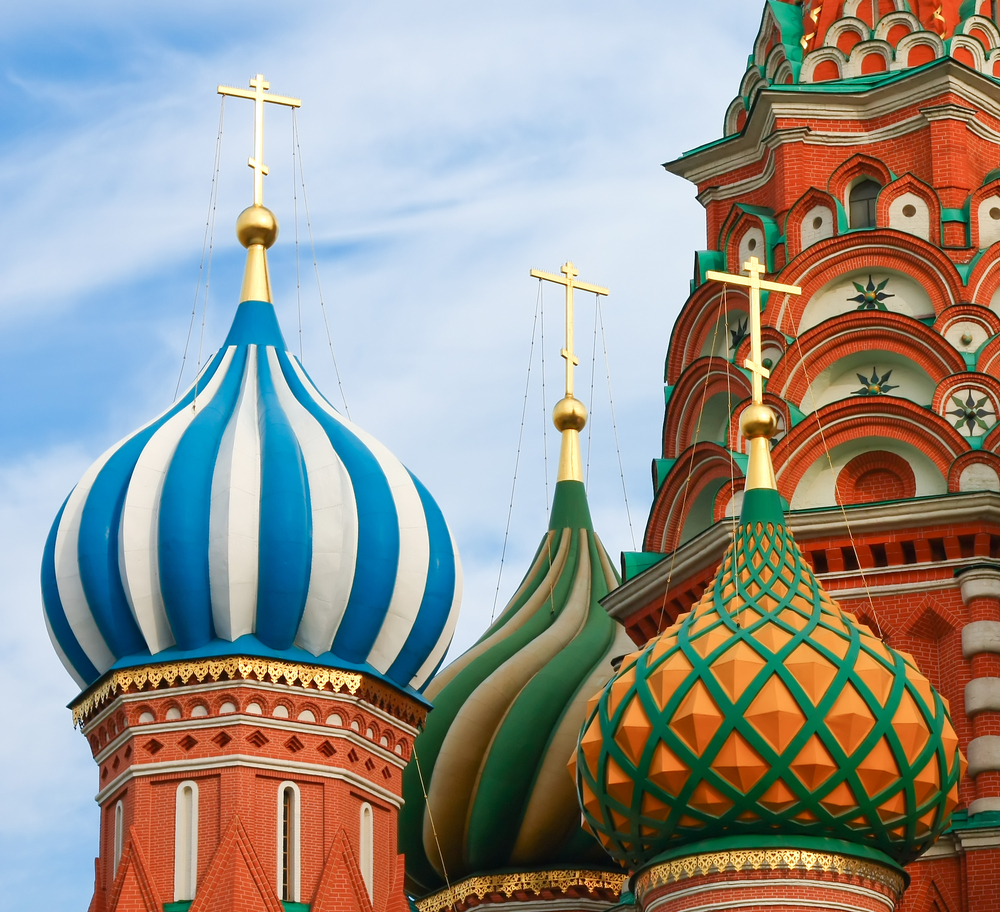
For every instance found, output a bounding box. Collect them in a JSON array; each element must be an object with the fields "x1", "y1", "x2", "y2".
[{"x1": 0, "y1": 2, "x2": 763, "y2": 906}]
